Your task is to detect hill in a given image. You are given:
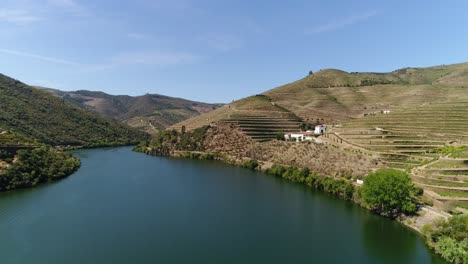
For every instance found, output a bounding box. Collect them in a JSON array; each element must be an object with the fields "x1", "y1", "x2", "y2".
[
  {"x1": 0, "y1": 73, "x2": 146, "y2": 147},
  {"x1": 176, "y1": 63, "x2": 468, "y2": 129},
  {"x1": 41, "y1": 88, "x2": 222, "y2": 134},
  {"x1": 265, "y1": 63, "x2": 468, "y2": 124},
  {"x1": 172, "y1": 62, "x2": 468, "y2": 210}
]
